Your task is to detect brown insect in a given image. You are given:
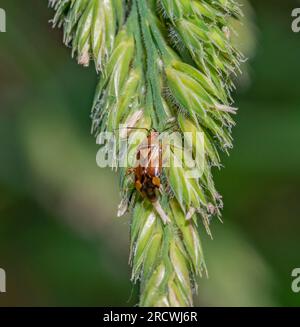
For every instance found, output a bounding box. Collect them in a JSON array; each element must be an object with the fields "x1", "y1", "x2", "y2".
[
  {"x1": 132, "y1": 131, "x2": 162, "y2": 202},
  {"x1": 126, "y1": 129, "x2": 170, "y2": 224}
]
